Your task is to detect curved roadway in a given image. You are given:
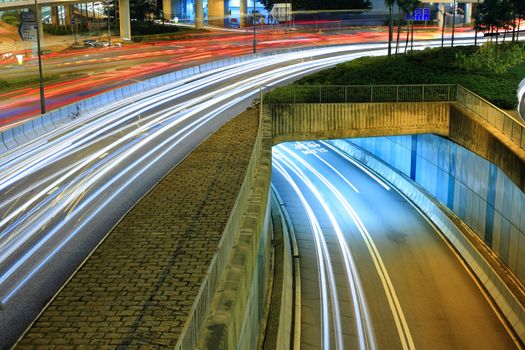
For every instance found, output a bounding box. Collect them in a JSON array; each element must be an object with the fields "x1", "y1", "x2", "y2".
[
  {"x1": 0, "y1": 43, "x2": 391, "y2": 346},
  {"x1": 271, "y1": 140, "x2": 518, "y2": 350},
  {"x1": 0, "y1": 38, "x2": 484, "y2": 346}
]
